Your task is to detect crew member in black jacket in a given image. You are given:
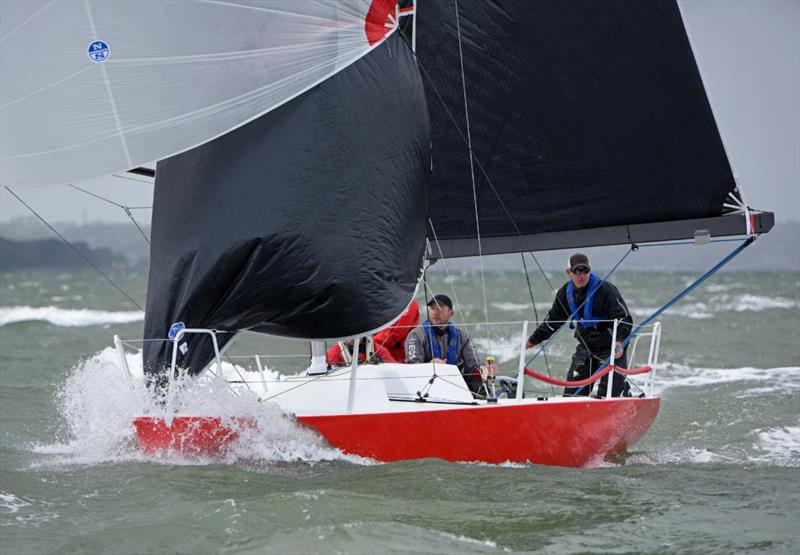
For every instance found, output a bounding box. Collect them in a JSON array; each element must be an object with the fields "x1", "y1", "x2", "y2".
[{"x1": 526, "y1": 253, "x2": 632, "y2": 397}]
